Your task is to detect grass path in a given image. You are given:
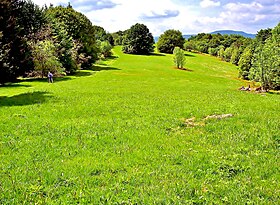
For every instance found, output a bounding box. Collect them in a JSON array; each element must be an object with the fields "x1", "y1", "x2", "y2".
[{"x1": 0, "y1": 47, "x2": 279, "y2": 204}]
